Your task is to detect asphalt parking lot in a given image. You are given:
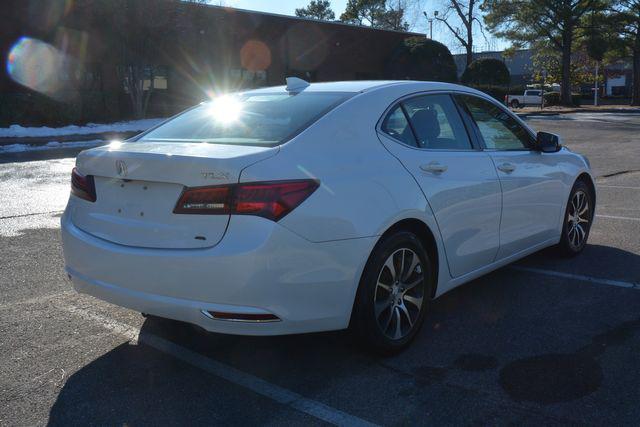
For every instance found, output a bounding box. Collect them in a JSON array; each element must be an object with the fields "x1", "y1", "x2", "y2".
[{"x1": 1, "y1": 112, "x2": 639, "y2": 426}]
